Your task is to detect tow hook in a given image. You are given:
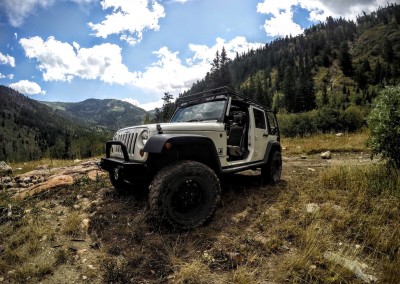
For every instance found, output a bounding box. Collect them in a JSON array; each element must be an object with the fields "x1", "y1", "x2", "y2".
[{"x1": 113, "y1": 167, "x2": 120, "y2": 181}]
